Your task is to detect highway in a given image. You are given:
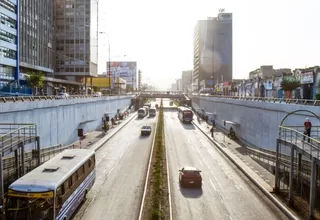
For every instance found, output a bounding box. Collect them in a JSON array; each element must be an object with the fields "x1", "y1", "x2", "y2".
[
  {"x1": 164, "y1": 109, "x2": 289, "y2": 220},
  {"x1": 73, "y1": 110, "x2": 157, "y2": 220}
]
